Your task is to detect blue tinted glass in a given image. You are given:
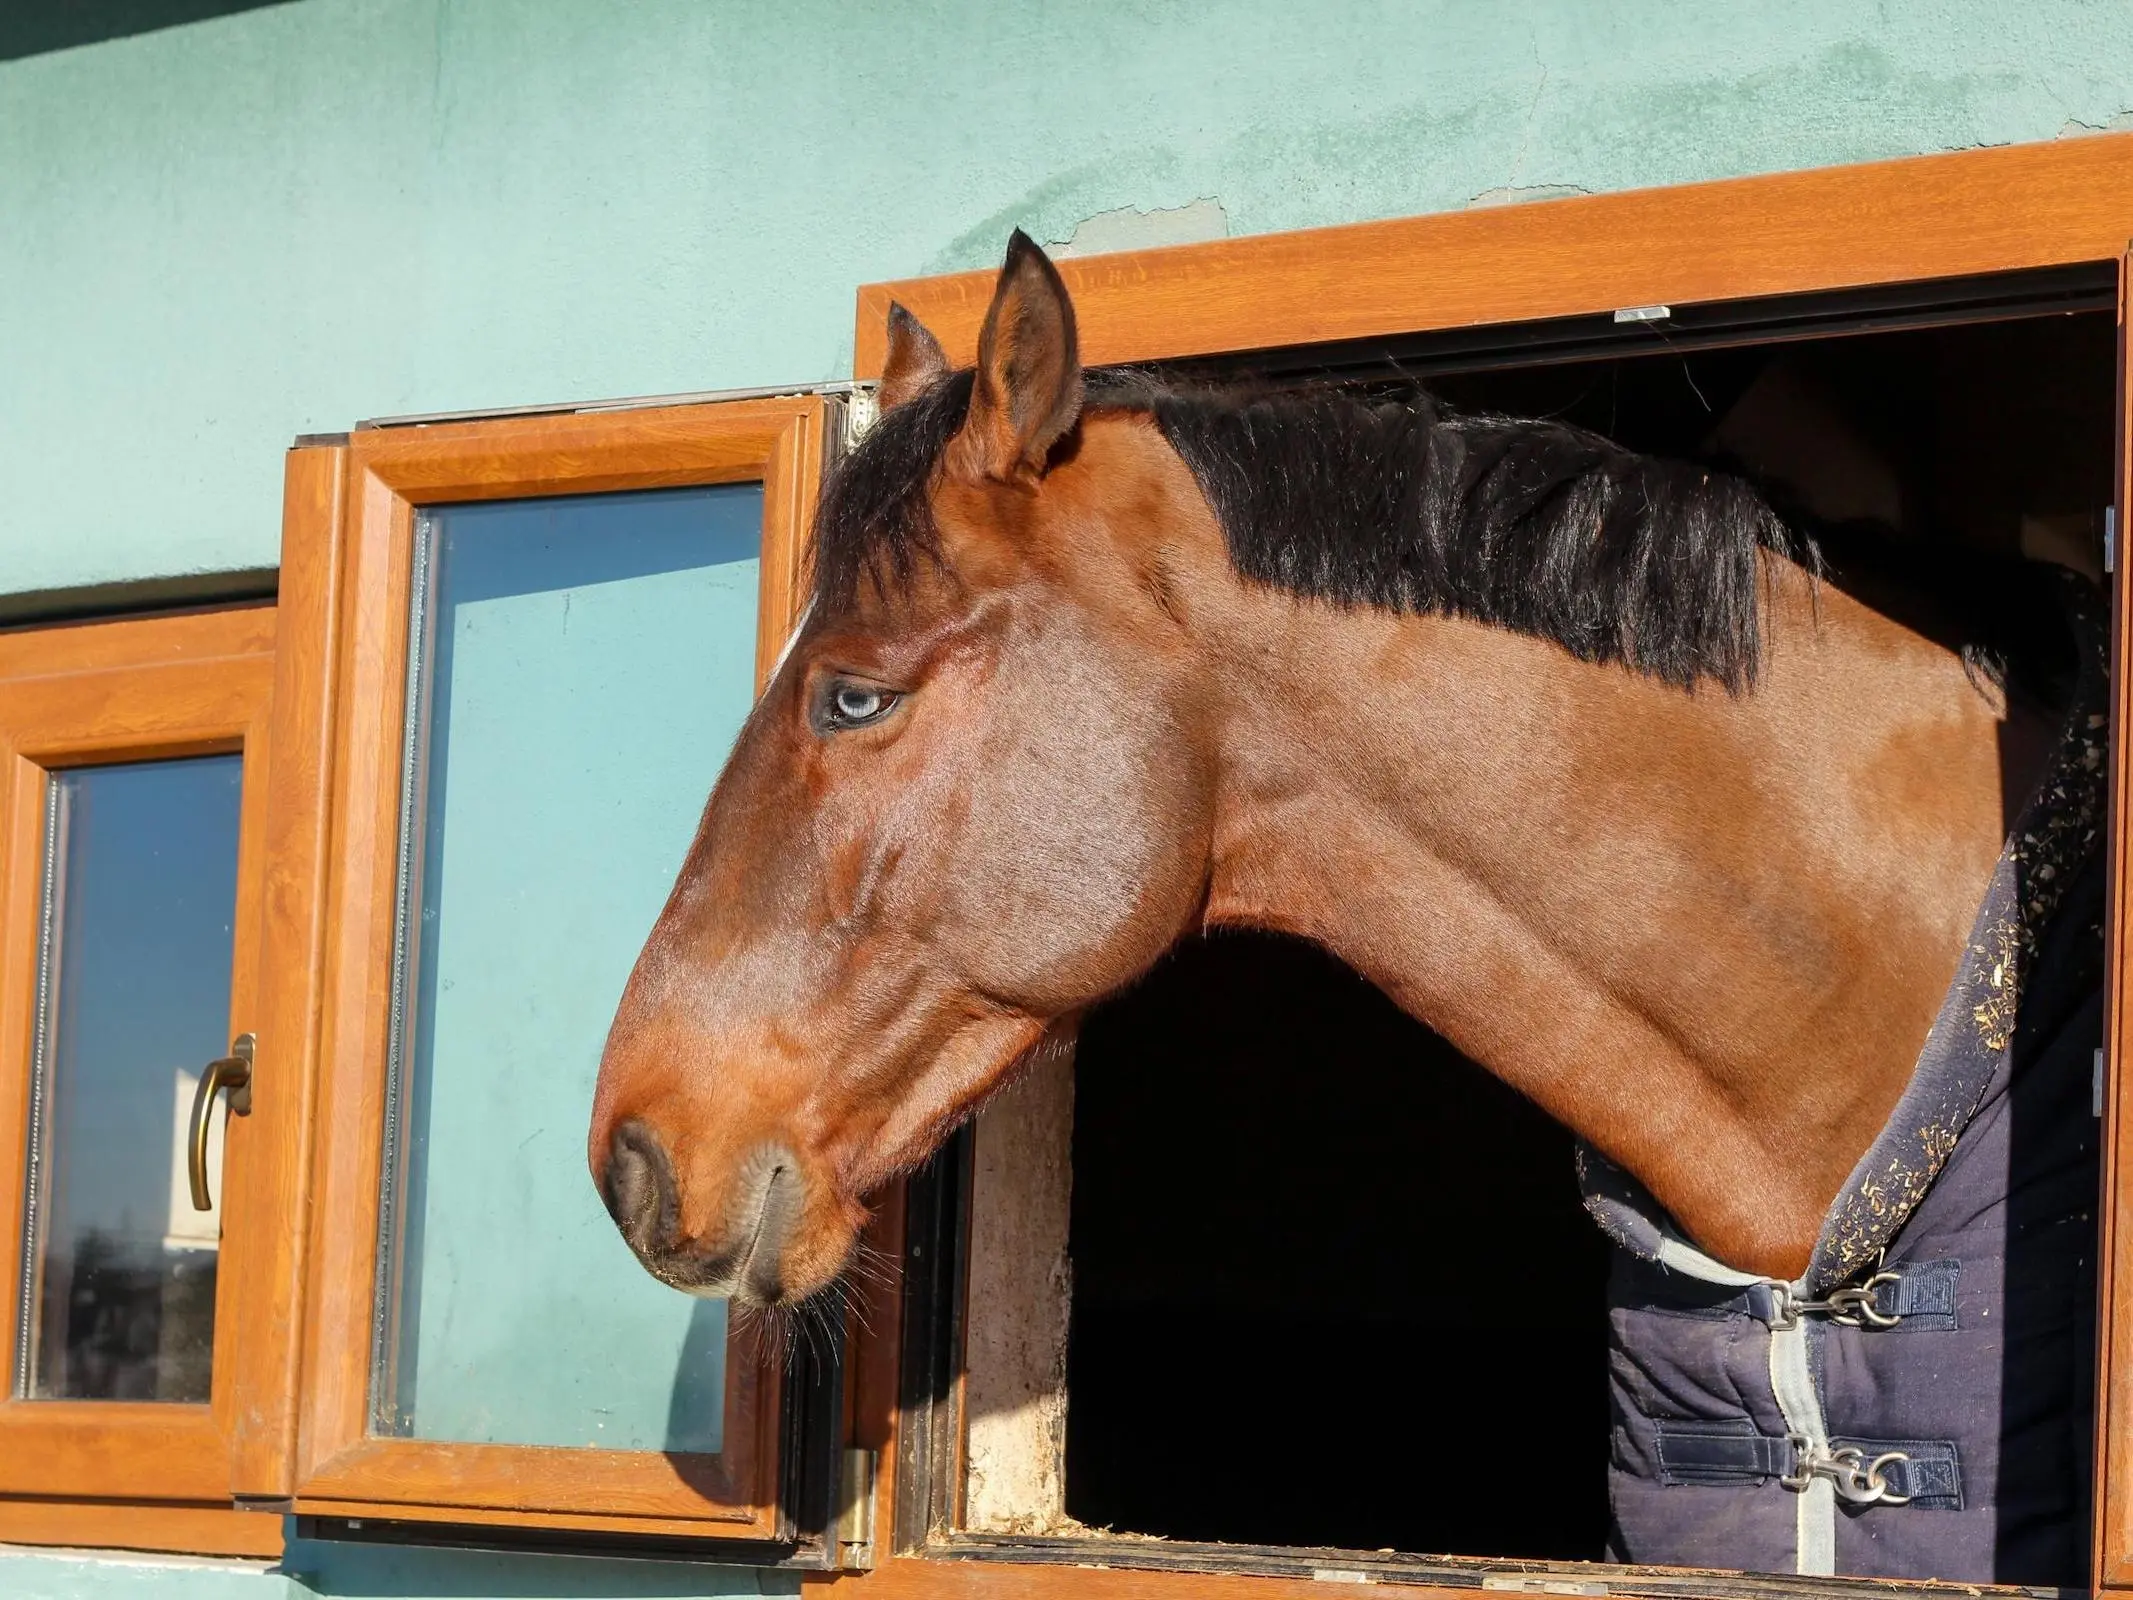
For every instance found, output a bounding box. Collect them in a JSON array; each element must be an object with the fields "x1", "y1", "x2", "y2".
[
  {"x1": 378, "y1": 484, "x2": 761, "y2": 1452},
  {"x1": 18, "y1": 755, "x2": 243, "y2": 1403}
]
